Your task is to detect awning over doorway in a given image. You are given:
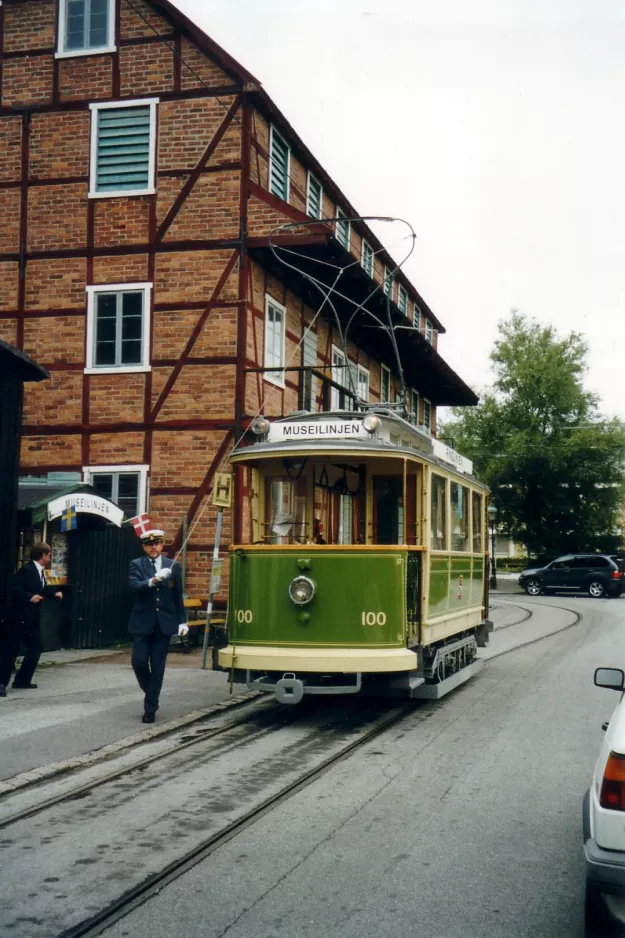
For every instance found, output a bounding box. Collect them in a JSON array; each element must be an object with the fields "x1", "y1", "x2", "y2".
[{"x1": 18, "y1": 482, "x2": 124, "y2": 527}]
